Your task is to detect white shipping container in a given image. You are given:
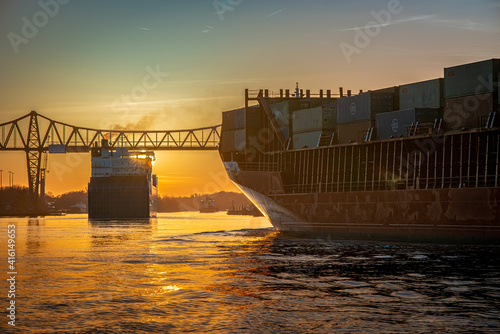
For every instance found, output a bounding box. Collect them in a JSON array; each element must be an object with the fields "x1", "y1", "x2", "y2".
[
  {"x1": 293, "y1": 130, "x2": 322, "y2": 149},
  {"x1": 292, "y1": 107, "x2": 323, "y2": 133}
]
